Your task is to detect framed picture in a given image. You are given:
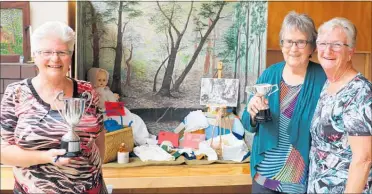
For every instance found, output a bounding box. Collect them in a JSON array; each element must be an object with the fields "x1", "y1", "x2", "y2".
[{"x1": 200, "y1": 78, "x2": 239, "y2": 107}]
